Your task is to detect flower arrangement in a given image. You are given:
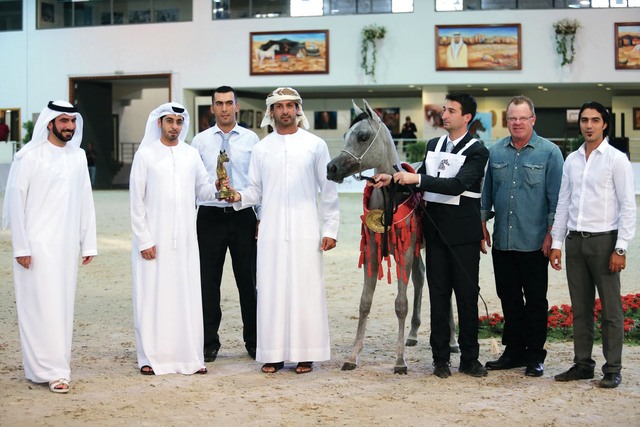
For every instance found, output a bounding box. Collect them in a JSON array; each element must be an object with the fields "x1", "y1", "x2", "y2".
[
  {"x1": 361, "y1": 24, "x2": 386, "y2": 81},
  {"x1": 478, "y1": 294, "x2": 640, "y2": 343},
  {"x1": 553, "y1": 18, "x2": 580, "y2": 66}
]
